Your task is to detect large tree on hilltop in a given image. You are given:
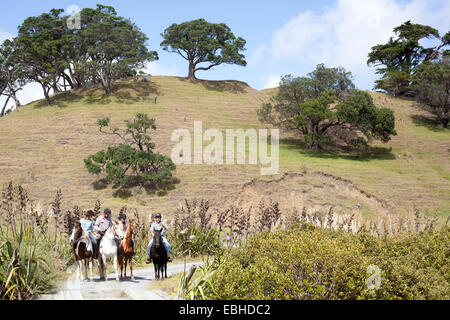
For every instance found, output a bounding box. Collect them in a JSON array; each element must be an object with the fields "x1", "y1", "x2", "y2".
[
  {"x1": 160, "y1": 19, "x2": 247, "y2": 81},
  {"x1": 0, "y1": 39, "x2": 28, "y2": 116},
  {"x1": 11, "y1": 4, "x2": 158, "y2": 104},
  {"x1": 78, "y1": 5, "x2": 158, "y2": 95},
  {"x1": 412, "y1": 58, "x2": 450, "y2": 128},
  {"x1": 367, "y1": 21, "x2": 449, "y2": 97},
  {"x1": 258, "y1": 64, "x2": 396, "y2": 150},
  {"x1": 15, "y1": 9, "x2": 68, "y2": 105}
]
